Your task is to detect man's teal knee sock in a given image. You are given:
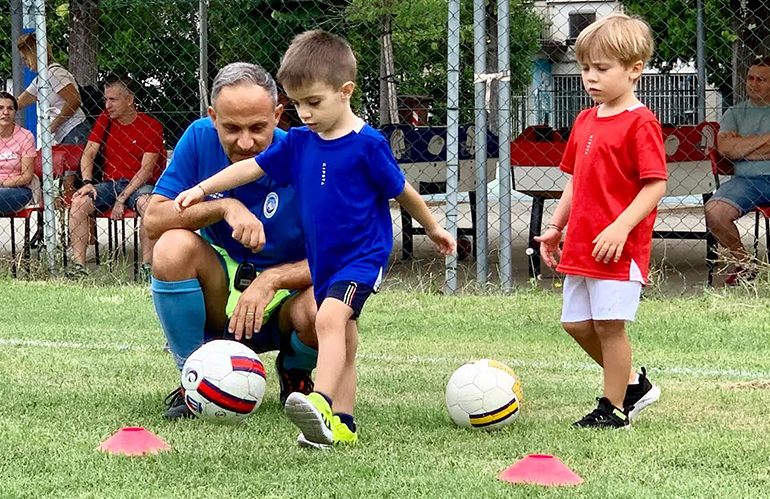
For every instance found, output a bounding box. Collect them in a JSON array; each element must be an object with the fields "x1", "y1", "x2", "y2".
[
  {"x1": 151, "y1": 277, "x2": 206, "y2": 370},
  {"x1": 282, "y1": 331, "x2": 318, "y2": 371}
]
